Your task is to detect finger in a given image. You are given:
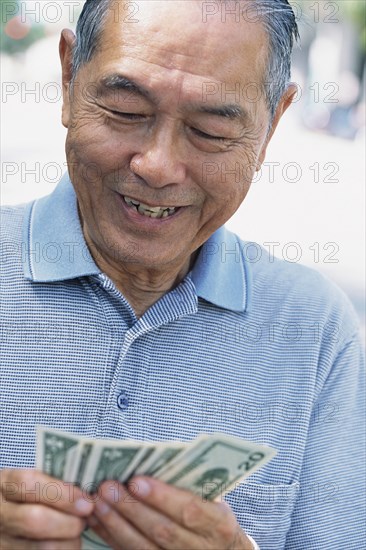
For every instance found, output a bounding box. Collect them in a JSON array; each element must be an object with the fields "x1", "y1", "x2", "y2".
[
  {"x1": 39, "y1": 538, "x2": 82, "y2": 549},
  {"x1": 96, "y1": 483, "x2": 195, "y2": 550},
  {"x1": 129, "y1": 476, "x2": 232, "y2": 535},
  {"x1": 0, "y1": 535, "x2": 30, "y2": 550},
  {"x1": 39, "y1": 539, "x2": 82, "y2": 550},
  {"x1": 92, "y1": 498, "x2": 159, "y2": 550},
  {"x1": 0, "y1": 535, "x2": 82, "y2": 550},
  {"x1": 2, "y1": 499, "x2": 86, "y2": 540},
  {"x1": 87, "y1": 515, "x2": 121, "y2": 550},
  {"x1": 123, "y1": 481, "x2": 247, "y2": 550},
  {"x1": 0, "y1": 469, "x2": 94, "y2": 516}
]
